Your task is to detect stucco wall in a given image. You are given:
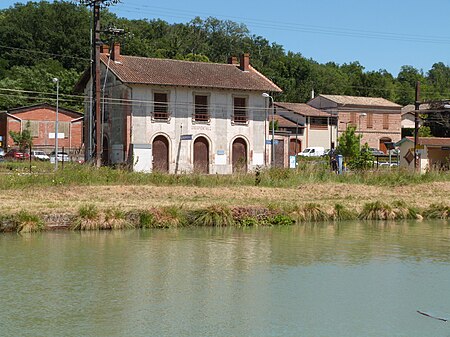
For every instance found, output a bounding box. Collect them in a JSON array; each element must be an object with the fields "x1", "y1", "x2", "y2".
[{"x1": 130, "y1": 85, "x2": 267, "y2": 174}]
